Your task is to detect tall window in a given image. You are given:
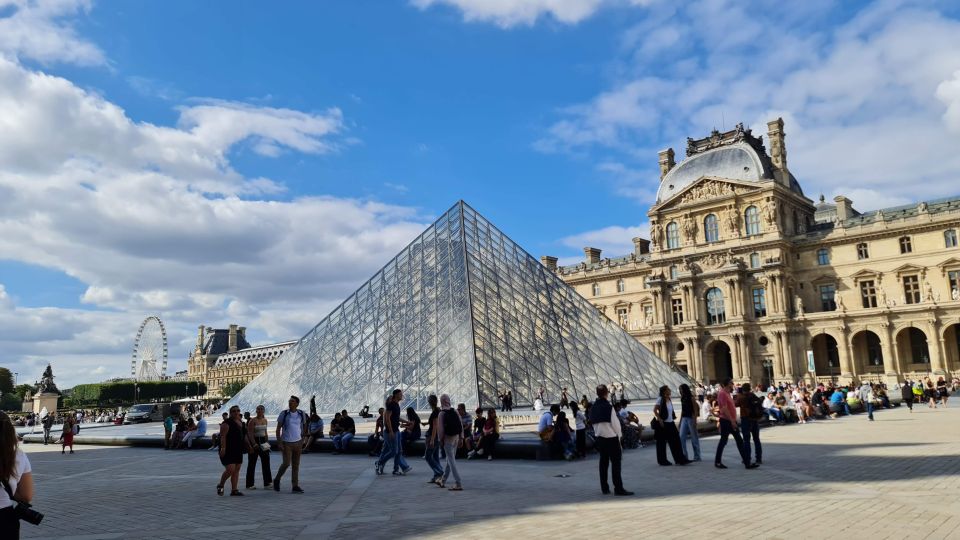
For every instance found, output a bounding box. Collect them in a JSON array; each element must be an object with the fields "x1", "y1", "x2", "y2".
[
  {"x1": 666, "y1": 222, "x2": 680, "y2": 249},
  {"x1": 946, "y1": 229, "x2": 958, "y2": 248},
  {"x1": 752, "y1": 288, "x2": 767, "y2": 318},
  {"x1": 903, "y1": 275, "x2": 920, "y2": 304},
  {"x1": 669, "y1": 265, "x2": 678, "y2": 280},
  {"x1": 857, "y1": 243, "x2": 869, "y2": 260},
  {"x1": 819, "y1": 284, "x2": 836, "y2": 311},
  {"x1": 899, "y1": 236, "x2": 912, "y2": 254},
  {"x1": 616, "y1": 278, "x2": 625, "y2": 293},
  {"x1": 817, "y1": 248, "x2": 830, "y2": 266},
  {"x1": 706, "y1": 288, "x2": 726, "y2": 325},
  {"x1": 750, "y1": 252, "x2": 760, "y2": 269},
  {"x1": 704, "y1": 214, "x2": 719, "y2": 243},
  {"x1": 591, "y1": 283, "x2": 600, "y2": 297},
  {"x1": 744, "y1": 206, "x2": 760, "y2": 236},
  {"x1": 860, "y1": 280, "x2": 878, "y2": 308},
  {"x1": 949, "y1": 270, "x2": 960, "y2": 298},
  {"x1": 616, "y1": 307, "x2": 628, "y2": 328},
  {"x1": 671, "y1": 298, "x2": 684, "y2": 325}
]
